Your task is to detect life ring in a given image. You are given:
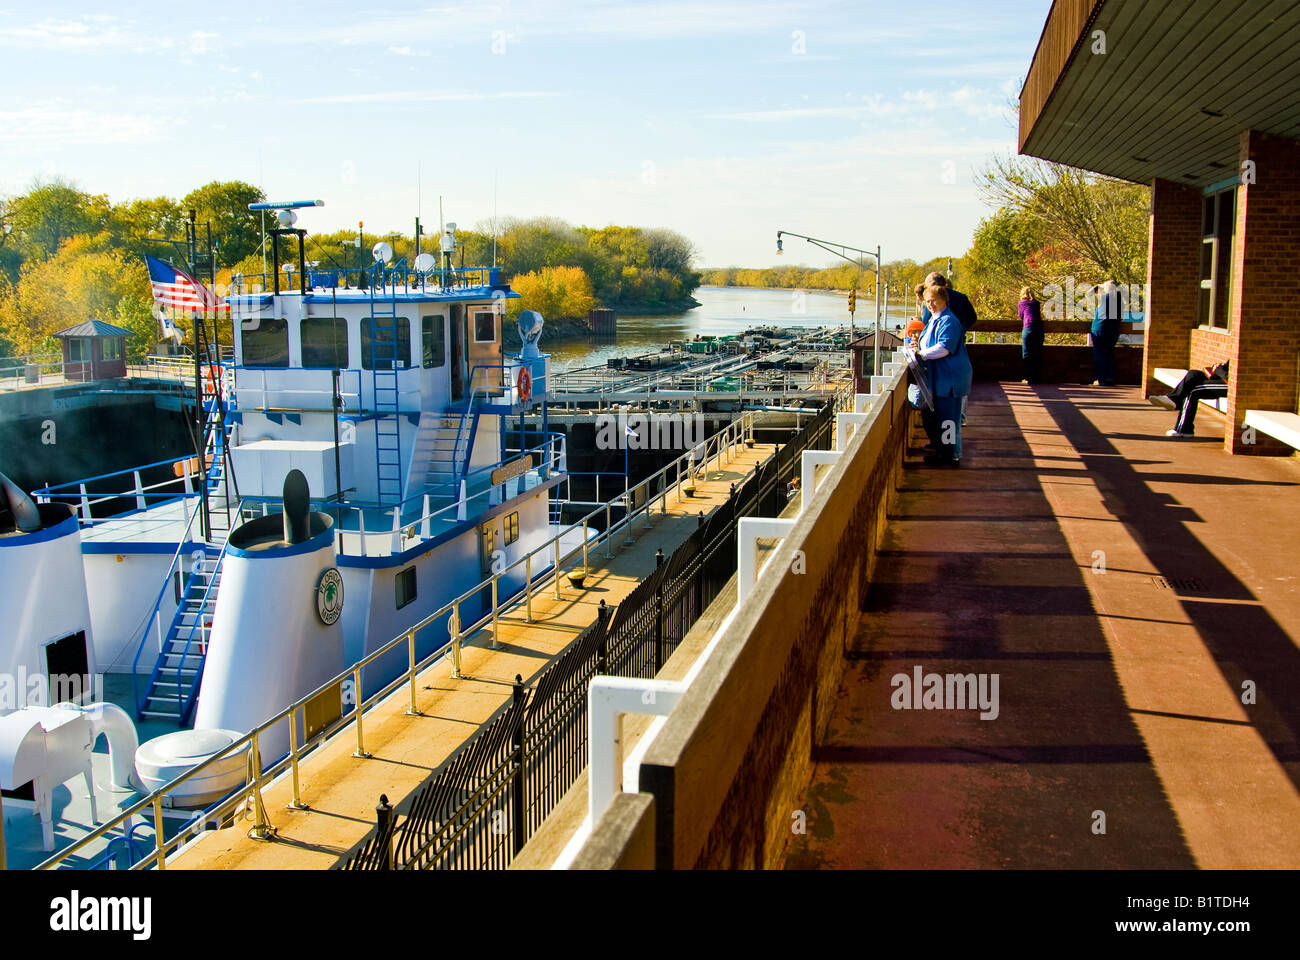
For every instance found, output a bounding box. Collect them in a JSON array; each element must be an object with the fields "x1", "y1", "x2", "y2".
[{"x1": 517, "y1": 366, "x2": 533, "y2": 403}]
